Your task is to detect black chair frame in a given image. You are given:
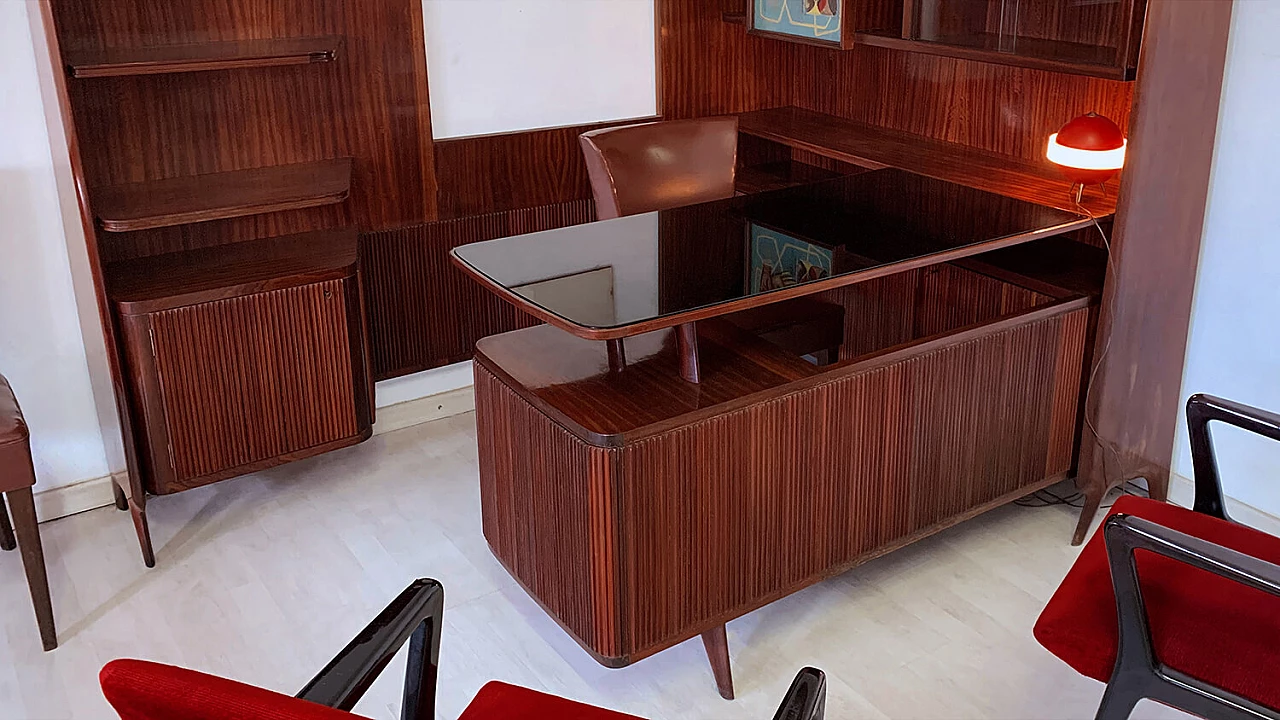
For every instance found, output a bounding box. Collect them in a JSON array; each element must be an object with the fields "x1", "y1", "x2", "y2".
[
  {"x1": 1096, "y1": 393, "x2": 1280, "y2": 720},
  {"x1": 292, "y1": 577, "x2": 825, "y2": 719}
]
